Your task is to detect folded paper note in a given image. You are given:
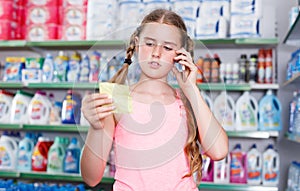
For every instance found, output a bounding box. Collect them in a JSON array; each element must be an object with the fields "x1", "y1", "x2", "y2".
[{"x1": 99, "y1": 82, "x2": 132, "y2": 113}]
